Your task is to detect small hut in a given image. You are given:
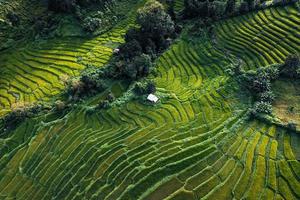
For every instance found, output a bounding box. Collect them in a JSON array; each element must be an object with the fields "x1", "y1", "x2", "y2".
[{"x1": 147, "y1": 94, "x2": 159, "y2": 103}]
